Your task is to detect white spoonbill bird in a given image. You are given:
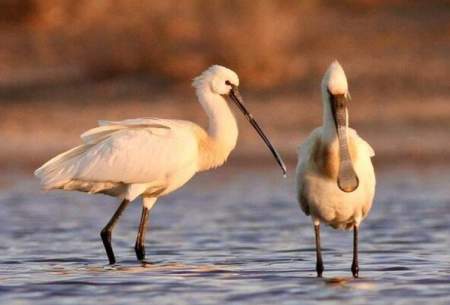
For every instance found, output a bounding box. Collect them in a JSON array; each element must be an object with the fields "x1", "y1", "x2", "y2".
[
  {"x1": 35, "y1": 65, "x2": 287, "y2": 265},
  {"x1": 295, "y1": 61, "x2": 375, "y2": 278}
]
